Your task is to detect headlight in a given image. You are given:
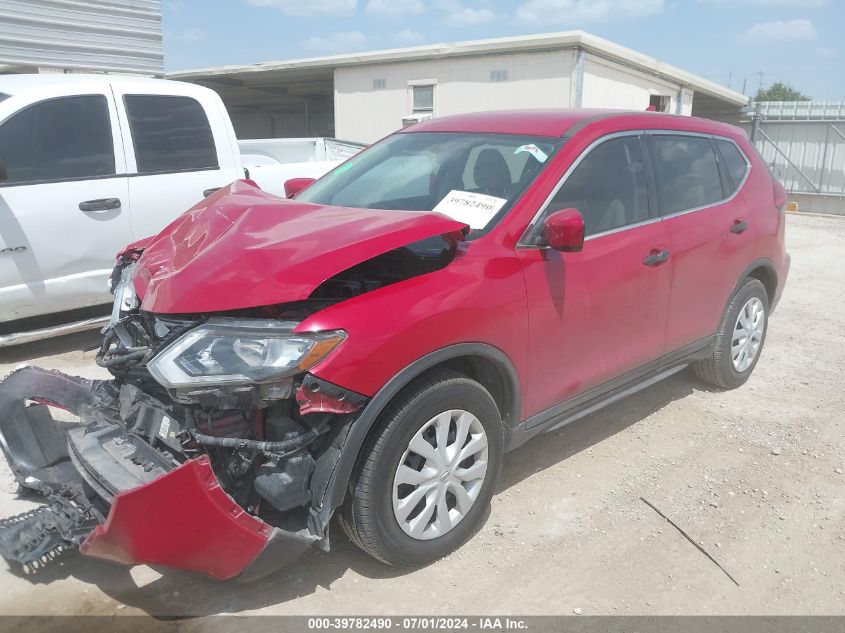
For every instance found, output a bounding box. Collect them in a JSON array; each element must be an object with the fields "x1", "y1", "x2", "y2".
[
  {"x1": 109, "y1": 262, "x2": 139, "y2": 325},
  {"x1": 147, "y1": 318, "x2": 346, "y2": 389}
]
